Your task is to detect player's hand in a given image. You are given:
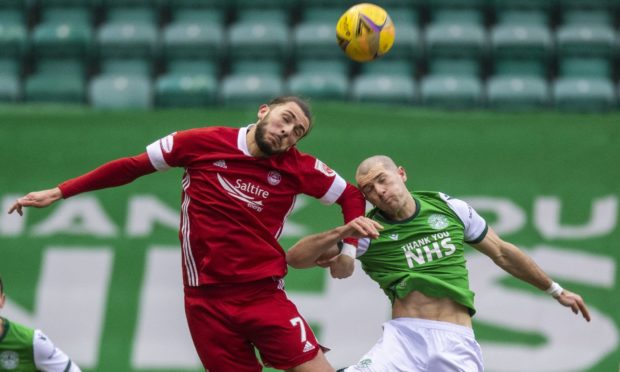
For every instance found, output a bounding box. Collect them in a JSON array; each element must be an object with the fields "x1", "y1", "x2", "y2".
[
  {"x1": 340, "y1": 216, "x2": 383, "y2": 240},
  {"x1": 8, "y1": 187, "x2": 63, "y2": 216},
  {"x1": 556, "y1": 289, "x2": 591, "y2": 322},
  {"x1": 329, "y1": 254, "x2": 355, "y2": 279}
]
